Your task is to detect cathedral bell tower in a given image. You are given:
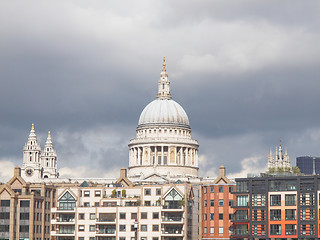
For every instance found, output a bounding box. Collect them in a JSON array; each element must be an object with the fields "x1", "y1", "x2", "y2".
[
  {"x1": 22, "y1": 123, "x2": 42, "y2": 181},
  {"x1": 41, "y1": 131, "x2": 58, "y2": 179}
]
